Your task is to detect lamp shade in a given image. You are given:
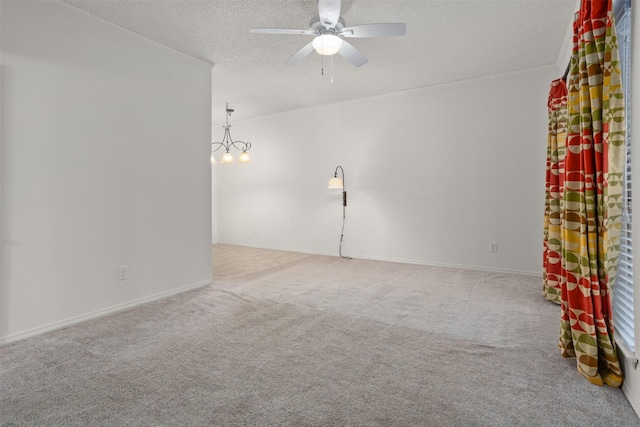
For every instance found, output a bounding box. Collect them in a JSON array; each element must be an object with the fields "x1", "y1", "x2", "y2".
[
  {"x1": 221, "y1": 151, "x2": 234, "y2": 163},
  {"x1": 210, "y1": 152, "x2": 217, "y2": 164},
  {"x1": 328, "y1": 177, "x2": 344, "y2": 189},
  {"x1": 313, "y1": 34, "x2": 343, "y2": 55},
  {"x1": 238, "y1": 151, "x2": 251, "y2": 163}
]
